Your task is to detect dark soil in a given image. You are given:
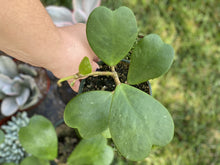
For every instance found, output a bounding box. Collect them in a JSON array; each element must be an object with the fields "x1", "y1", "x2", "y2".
[
  {"x1": 55, "y1": 124, "x2": 80, "y2": 164},
  {"x1": 81, "y1": 61, "x2": 152, "y2": 95}
]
